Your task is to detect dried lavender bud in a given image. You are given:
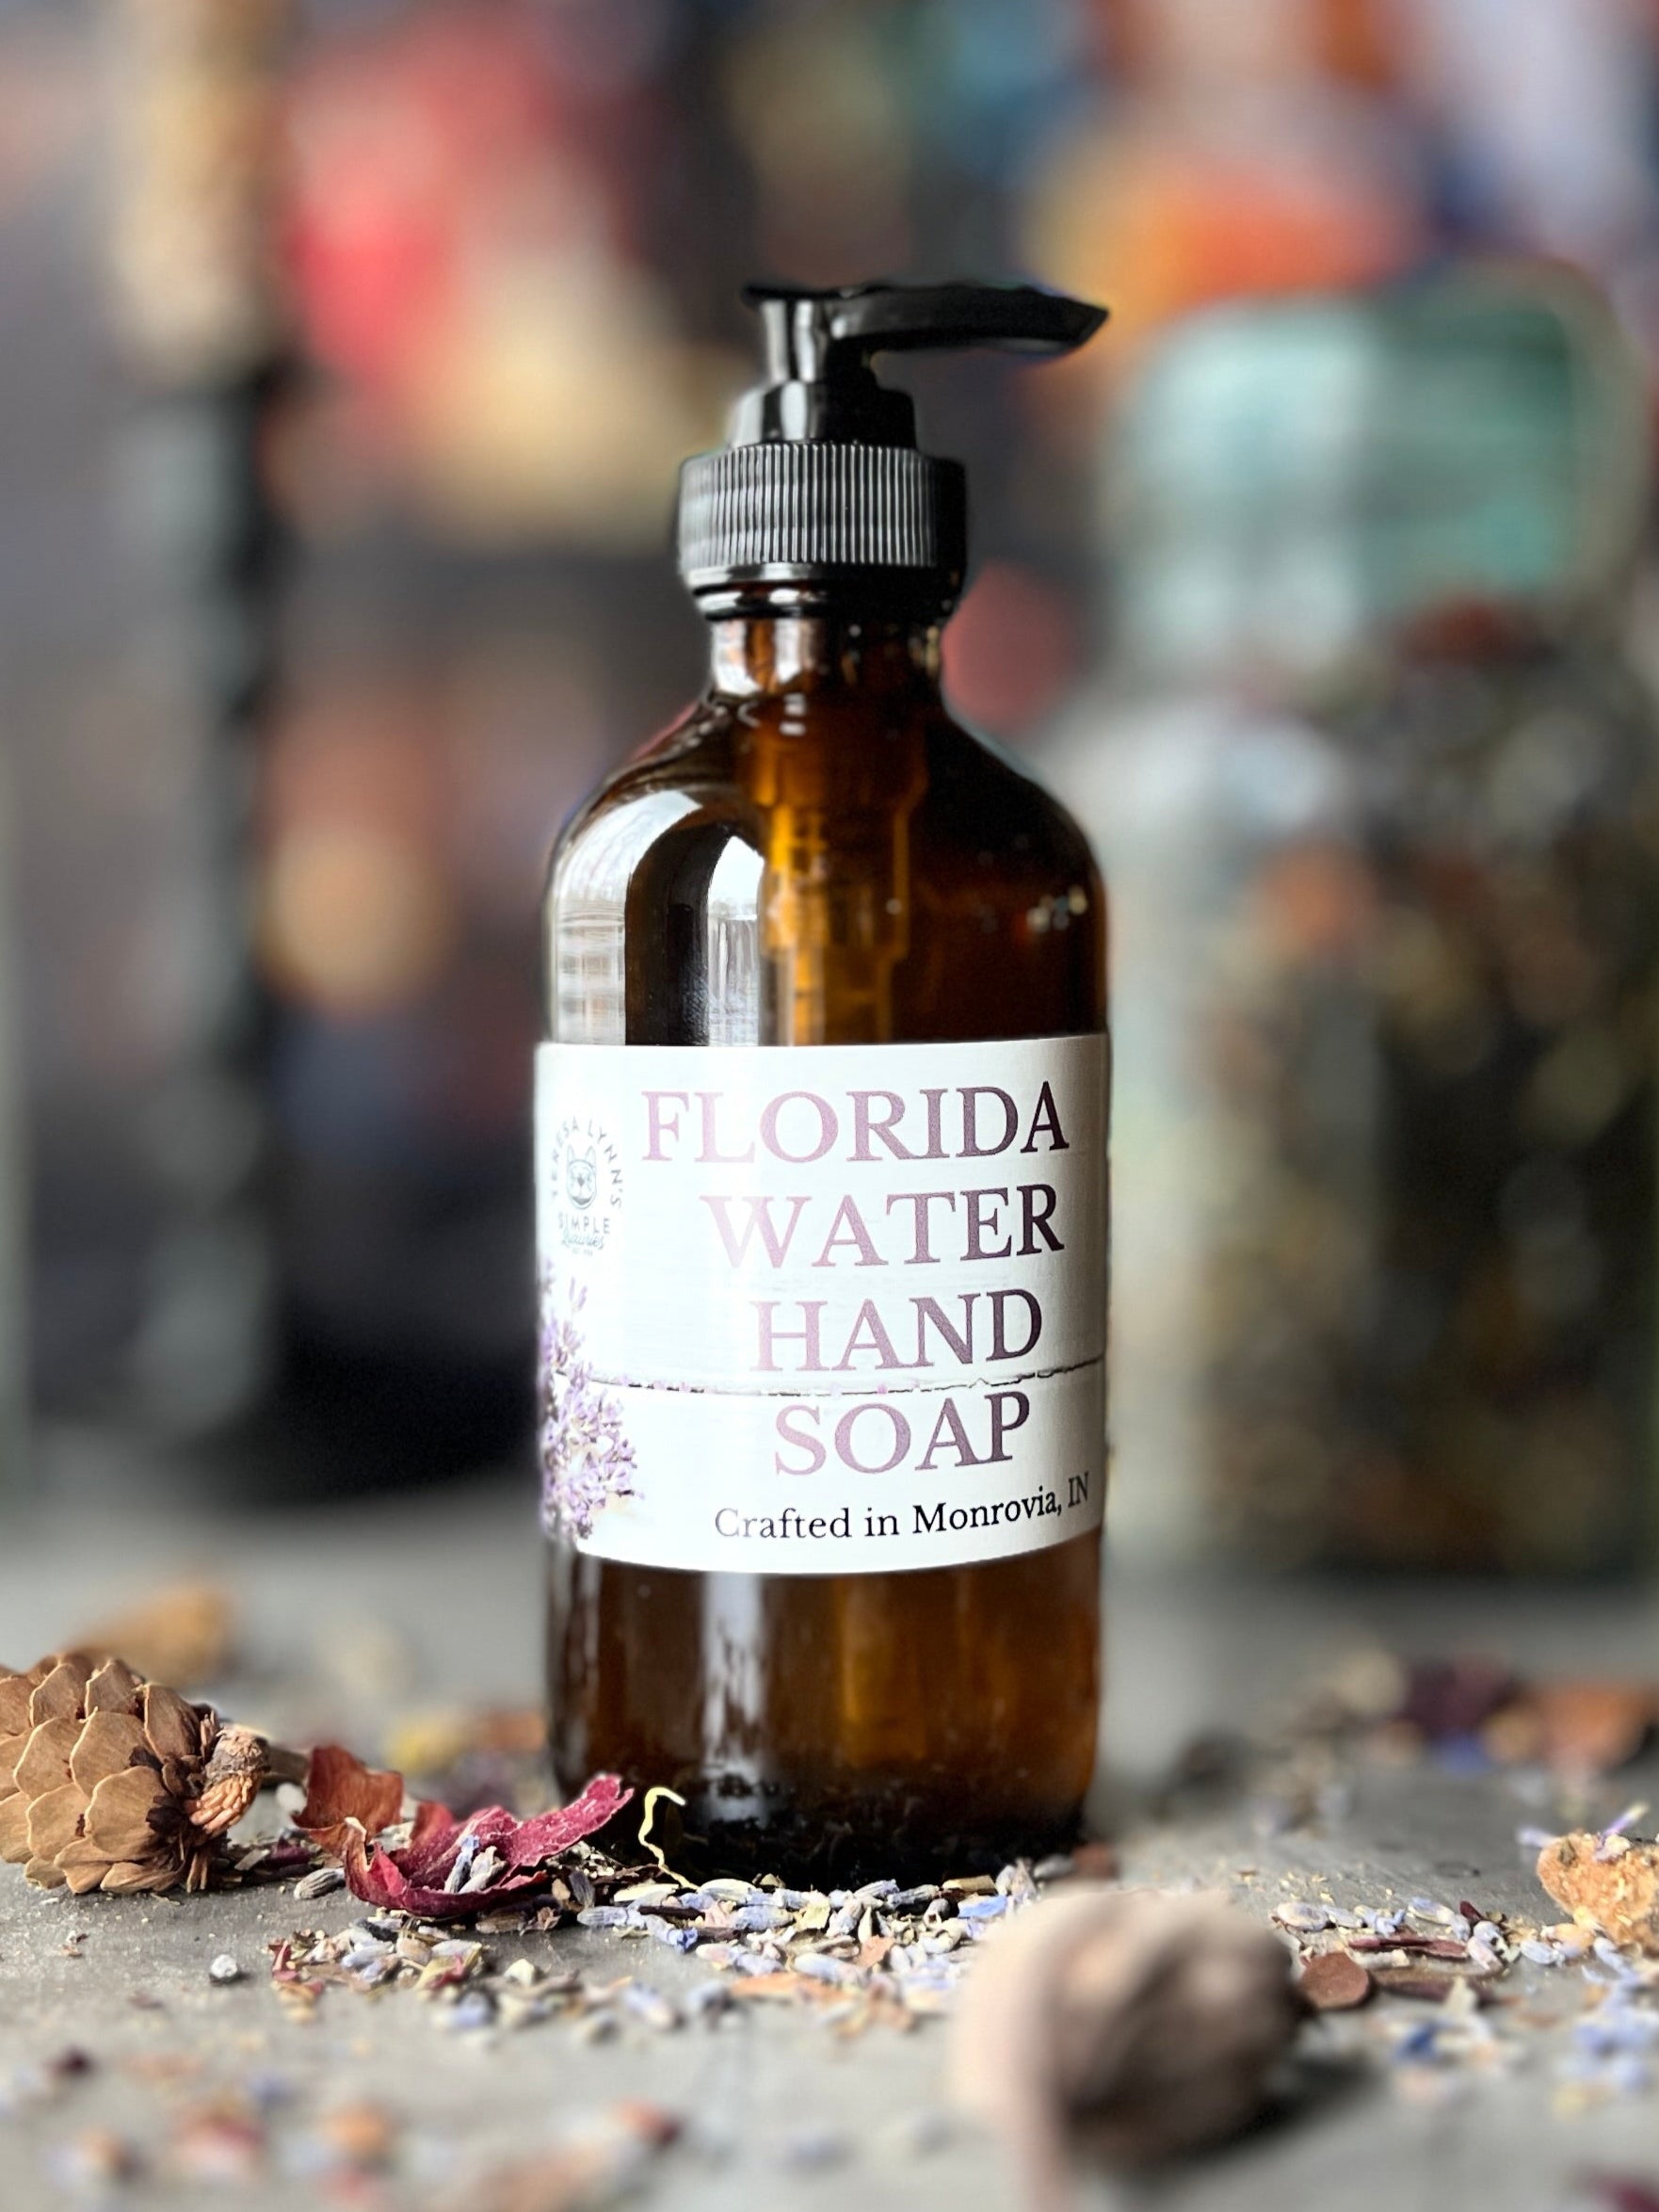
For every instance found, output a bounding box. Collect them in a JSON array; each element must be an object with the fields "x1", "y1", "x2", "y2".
[
  {"x1": 647, "y1": 1920, "x2": 699, "y2": 1954},
  {"x1": 1272, "y1": 1901, "x2": 1330, "y2": 1933},
  {"x1": 951, "y1": 1887, "x2": 1301, "y2": 2201}
]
